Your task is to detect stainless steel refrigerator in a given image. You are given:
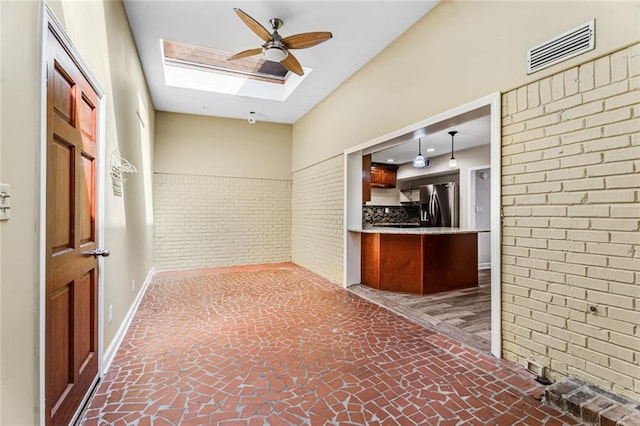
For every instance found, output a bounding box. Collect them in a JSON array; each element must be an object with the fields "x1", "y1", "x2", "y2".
[{"x1": 419, "y1": 183, "x2": 459, "y2": 227}]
